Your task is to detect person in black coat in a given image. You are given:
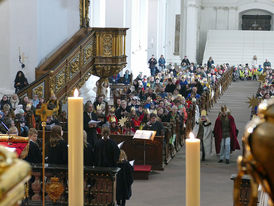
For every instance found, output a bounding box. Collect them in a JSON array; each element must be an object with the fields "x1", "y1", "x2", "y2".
[
  {"x1": 143, "y1": 113, "x2": 164, "y2": 136},
  {"x1": 47, "y1": 125, "x2": 68, "y2": 165},
  {"x1": 14, "y1": 71, "x2": 28, "y2": 93},
  {"x1": 165, "y1": 78, "x2": 176, "y2": 94},
  {"x1": 83, "y1": 130, "x2": 94, "y2": 166},
  {"x1": 0, "y1": 95, "x2": 11, "y2": 110},
  {"x1": 116, "y1": 150, "x2": 134, "y2": 206},
  {"x1": 181, "y1": 56, "x2": 190, "y2": 66},
  {"x1": 94, "y1": 127, "x2": 120, "y2": 167},
  {"x1": 22, "y1": 128, "x2": 42, "y2": 164},
  {"x1": 83, "y1": 102, "x2": 98, "y2": 148}
]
